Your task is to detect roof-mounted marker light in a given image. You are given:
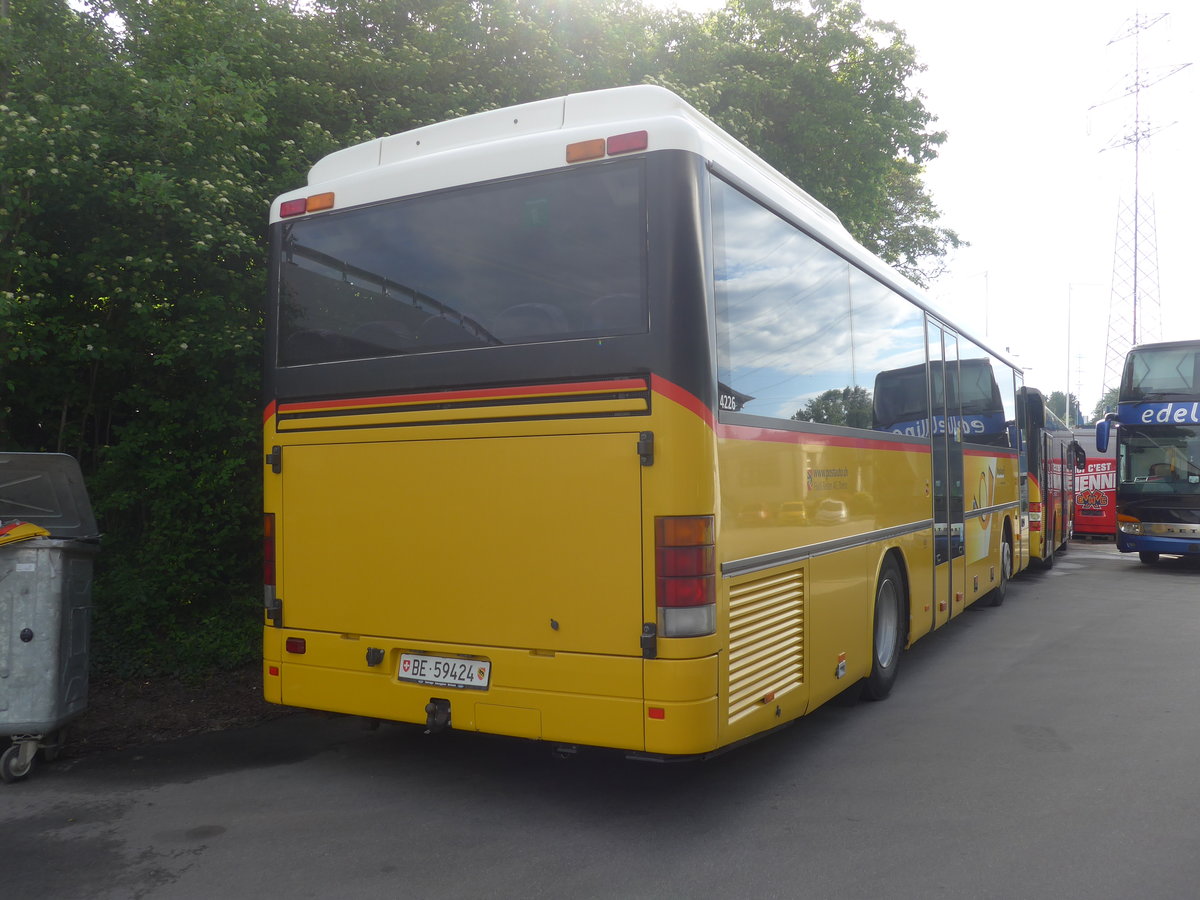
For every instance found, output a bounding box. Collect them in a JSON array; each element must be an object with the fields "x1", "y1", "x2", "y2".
[
  {"x1": 280, "y1": 198, "x2": 307, "y2": 218},
  {"x1": 607, "y1": 130, "x2": 648, "y2": 155},
  {"x1": 567, "y1": 131, "x2": 650, "y2": 164},
  {"x1": 280, "y1": 193, "x2": 336, "y2": 218},
  {"x1": 566, "y1": 138, "x2": 606, "y2": 164},
  {"x1": 306, "y1": 192, "x2": 335, "y2": 212}
]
